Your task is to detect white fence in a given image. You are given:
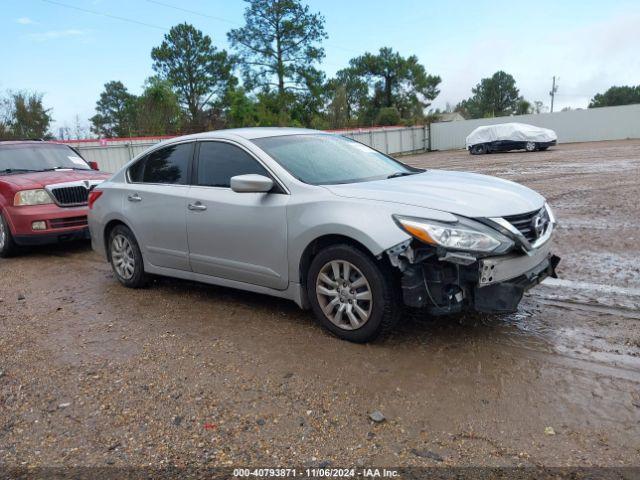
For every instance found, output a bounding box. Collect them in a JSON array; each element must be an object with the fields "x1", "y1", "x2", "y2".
[
  {"x1": 70, "y1": 126, "x2": 429, "y2": 173},
  {"x1": 430, "y1": 103, "x2": 640, "y2": 151}
]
